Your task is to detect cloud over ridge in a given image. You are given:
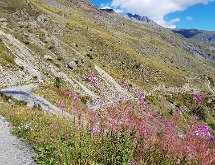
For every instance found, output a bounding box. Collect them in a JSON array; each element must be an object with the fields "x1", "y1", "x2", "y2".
[{"x1": 111, "y1": 0, "x2": 213, "y2": 28}]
